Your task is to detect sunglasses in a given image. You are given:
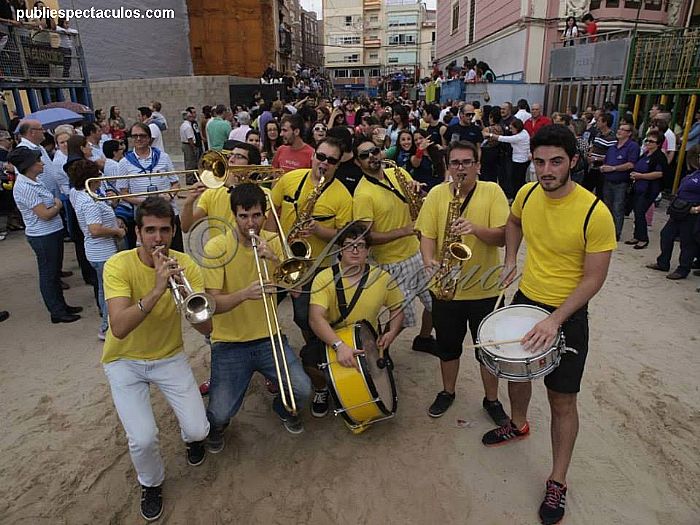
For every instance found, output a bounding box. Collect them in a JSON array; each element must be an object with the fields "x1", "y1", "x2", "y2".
[
  {"x1": 357, "y1": 146, "x2": 381, "y2": 160},
  {"x1": 644, "y1": 139, "x2": 658, "y2": 144},
  {"x1": 315, "y1": 151, "x2": 340, "y2": 165},
  {"x1": 313, "y1": 126, "x2": 327, "y2": 132},
  {"x1": 462, "y1": 112, "x2": 475, "y2": 117}
]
